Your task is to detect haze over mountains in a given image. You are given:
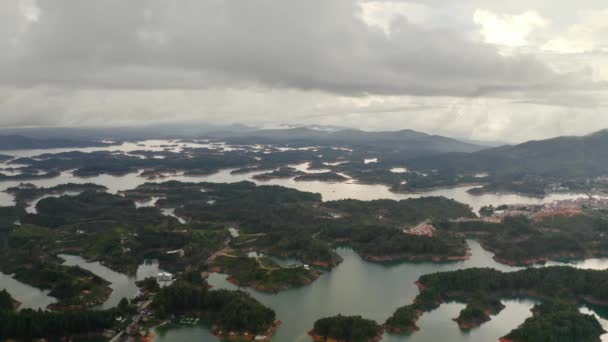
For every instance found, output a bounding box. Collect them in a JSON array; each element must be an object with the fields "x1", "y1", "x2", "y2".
[
  {"x1": 212, "y1": 127, "x2": 486, "y2": 155},
  {"x1": 0, "y1": 135, "x2": 114, "y2": 150},
  {"x1": 2, "y1": 126, "x2": 608, "y2": 181},
  {"x1": 409, "y1": 129, "x2": 608, "y2": 178},
  {"x1": 0, "y1": 125, "x2": 484, "y2": 155}
]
